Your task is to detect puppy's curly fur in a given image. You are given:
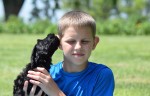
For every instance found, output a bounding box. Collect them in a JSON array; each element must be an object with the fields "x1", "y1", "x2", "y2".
[{"x1": 13, "y1": 34, "x2": 60, "y2": 96}]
